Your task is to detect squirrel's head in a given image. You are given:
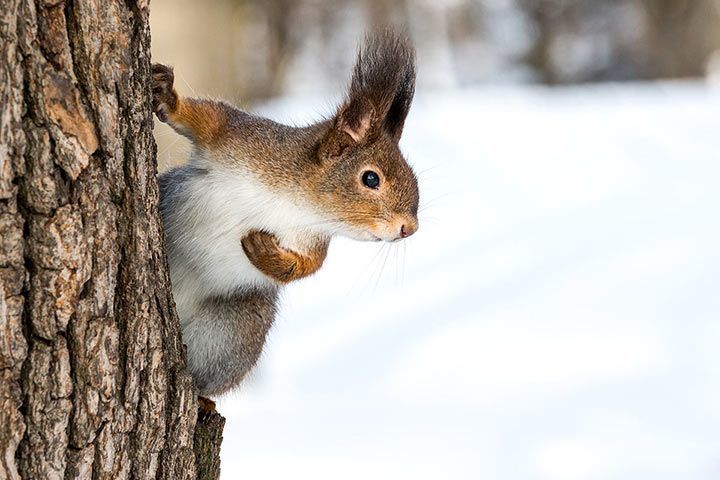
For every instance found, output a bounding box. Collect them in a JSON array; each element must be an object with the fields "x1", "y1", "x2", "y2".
[{"x1": 313, "y1": 31, "x2": 419, "y2": 242}]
